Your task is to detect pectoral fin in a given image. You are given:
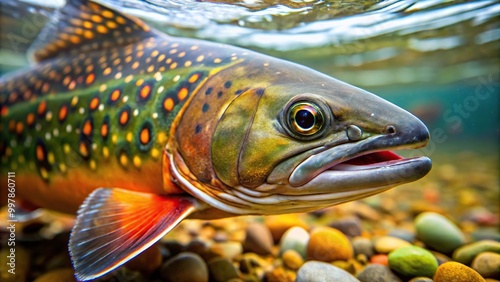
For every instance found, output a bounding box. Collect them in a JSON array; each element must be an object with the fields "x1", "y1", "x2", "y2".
[{"x1": 69, "y1": 188, "x2": 199, "y2": 281}]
